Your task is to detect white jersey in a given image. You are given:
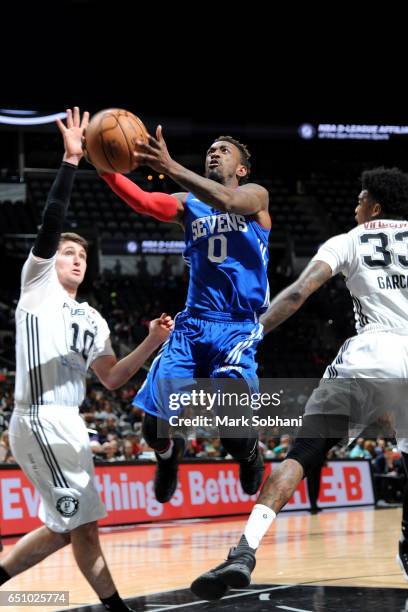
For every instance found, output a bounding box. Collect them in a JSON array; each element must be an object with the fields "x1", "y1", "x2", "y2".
[
  {"x1": 15, "y1": 251, "x2": 114, "y2": 408},
  {"x1": 312, "y1": 219, "x2": 408, "y2": 334}
]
